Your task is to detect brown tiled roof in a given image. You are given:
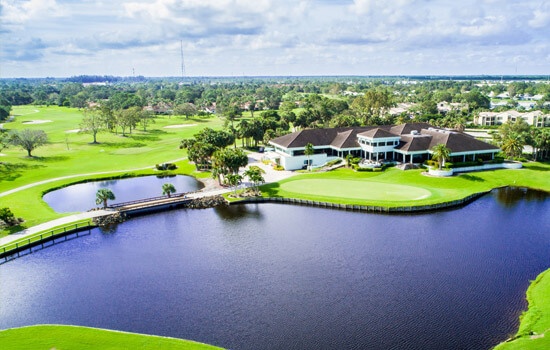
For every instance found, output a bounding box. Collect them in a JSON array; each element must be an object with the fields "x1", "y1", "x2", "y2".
[
  {"x1": 270, "y1": 127, "x2": 374, "y2": 149},
  {"x1": 395, "y1": 135, "x2": 432, "y2": 152},
  {"x1": 423, "y1": 129, "x2": 500, "y2": 153},
  {"x1": 270, "y1": 124, "x2": 499, "y2": 154},
  {"x1": 390, "y1": 122, "x2": 433, "y2": 135},
  {"x1": 358, "y1": 128, "x2": 399, "y2": 139}
]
